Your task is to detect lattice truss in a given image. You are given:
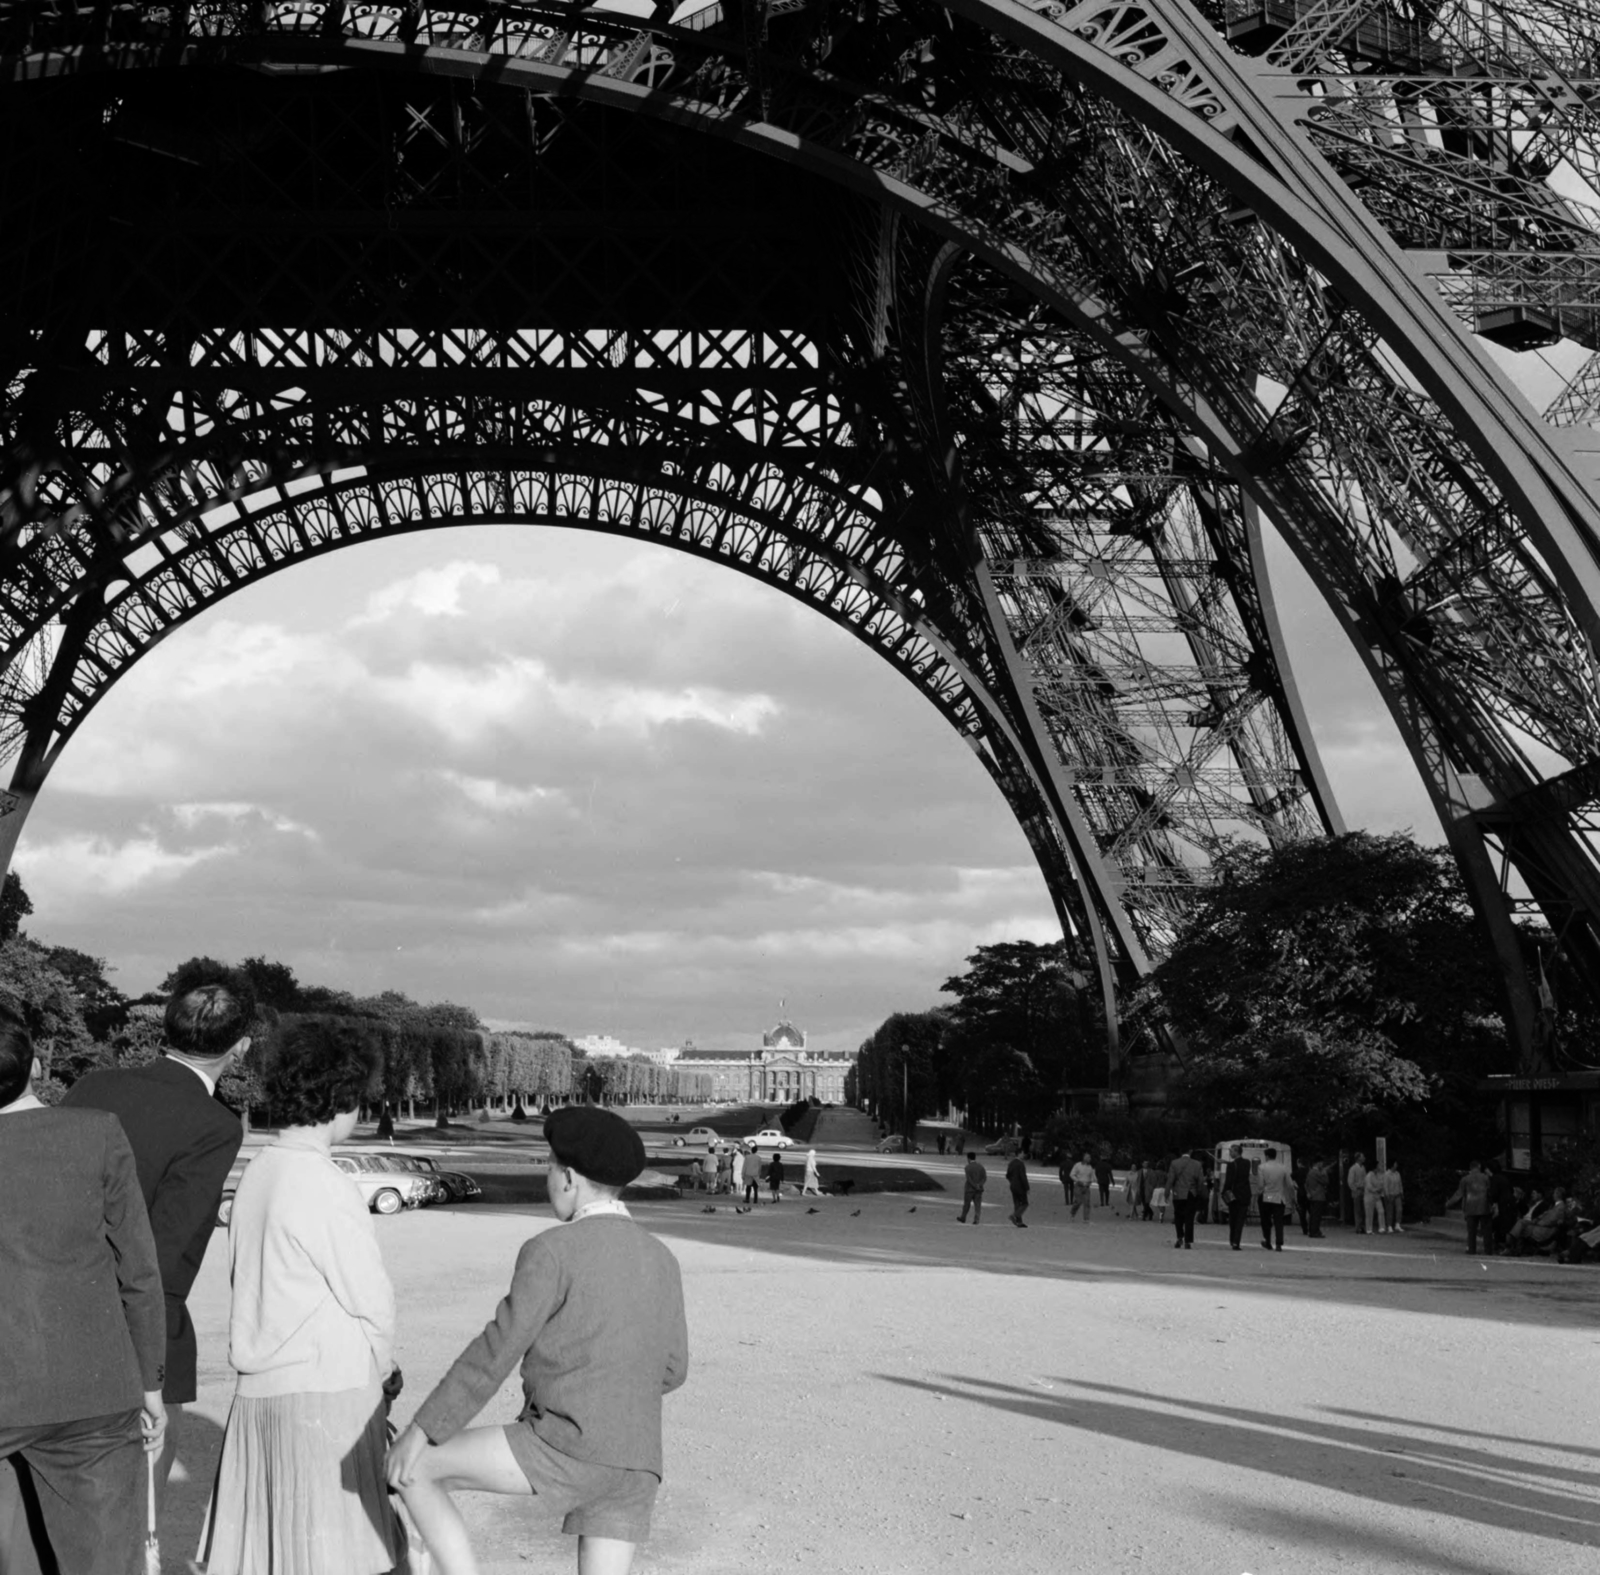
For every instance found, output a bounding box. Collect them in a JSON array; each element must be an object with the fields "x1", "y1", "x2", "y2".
[
  {"x1": 6, "y1": 0, "x2": 1600, "y2": 1025},
  {"x1": 943, "y1": 287, "x2": 1329, "y2": 942},
  {"x1": 1212, "y1": 0, "x2": 1600, "y2": 421}
]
